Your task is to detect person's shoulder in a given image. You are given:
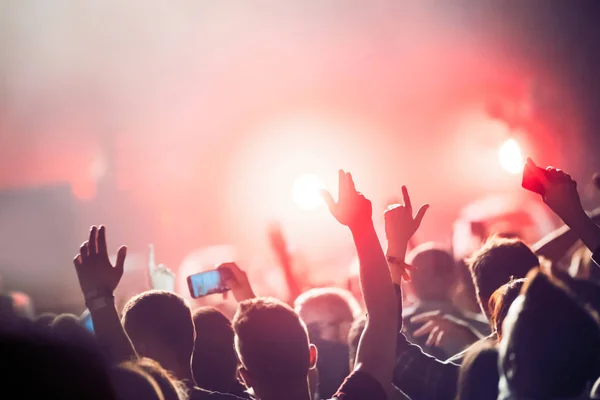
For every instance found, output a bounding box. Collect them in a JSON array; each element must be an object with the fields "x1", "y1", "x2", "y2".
[
  {"x1": 190, "y1": 387, "x2": 246, "y2": 400},
  {"x1": 330, "y1": 371, "x2": 386, "y2": 400}
]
